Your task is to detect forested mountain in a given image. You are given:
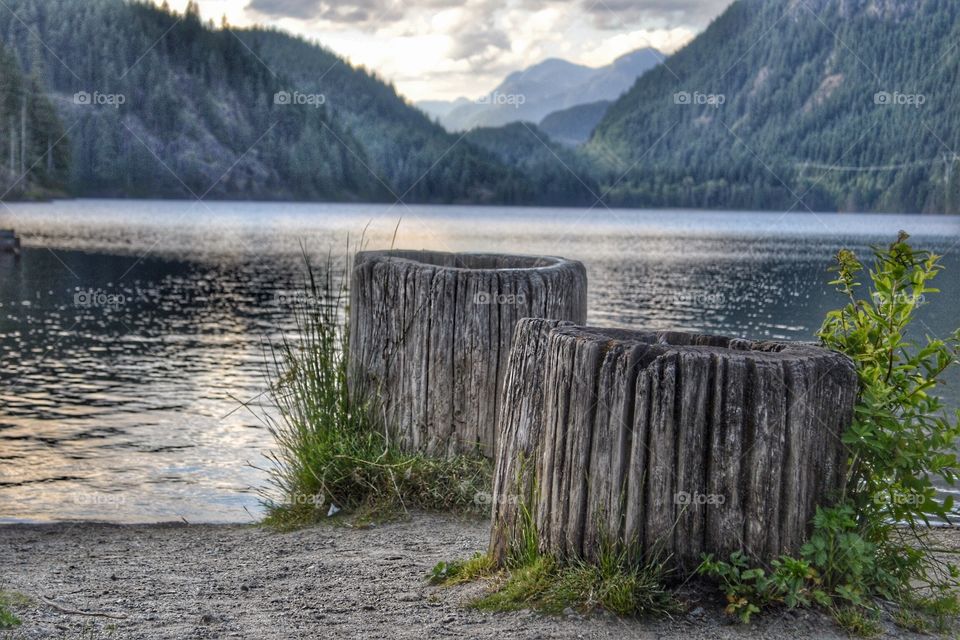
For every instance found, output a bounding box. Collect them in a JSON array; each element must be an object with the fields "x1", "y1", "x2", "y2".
[
  {"x1": 587, "y1": 0, "x2": 960, "y2": 213},
  {"x1": 1, "y1": 0, "x2": 957, "y2": 213},
  {"x1": 231, "y1": 28, "x2": 535, "y2": 203},
  {"x1": 417, "y1": 98, "x2": 471, "y2": 122},
  {"x1": 421, "y1": 49, "x2": 662, "y2": 132},
  {"x1": 0, "y1": 45, "x2": 68, "y2": 199},
  {"x1": 463, "y1": 123, "x2": 600, "y2": 206},
  {"x1": 0, "y1": 0, "x2": 387, "y2": 200},
  {"x1": 0, "y1": 0, "x2": 543, "y2": 203},
  {"x1": 539, "y1": 100, "x2": 612, "y2": 147}
]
